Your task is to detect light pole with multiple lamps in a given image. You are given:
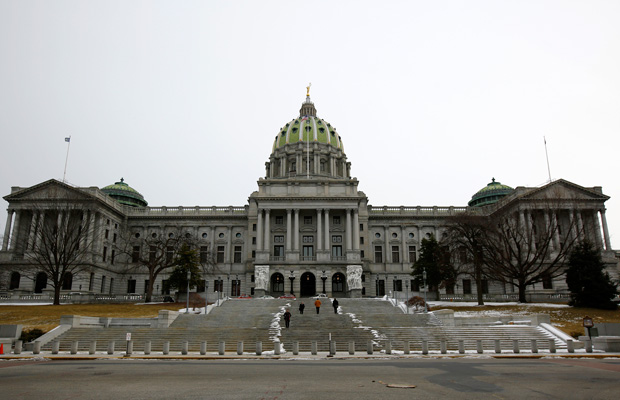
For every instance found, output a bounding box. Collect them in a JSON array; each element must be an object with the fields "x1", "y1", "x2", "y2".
[
  {"x1": 204, "y1": 279, "x2": 209, "y2": 314},
  {"x1": 405, "y1": 279, "x2": 409, "y2": 314},
  {"x1": 227, "y1": 274, "x2": 230, "y2": 299},
  {"x1": 185, "y1": 270, "x2": 191, "y2": 313},
  {"x1": 423, "y1": 267, "x2": 428, "y2": 313},
  {"x1": 289, "y1": 270, "x2": 295, "y2": 295},
  {"x1": 321, "y1": 270, "x2": 327, "y2": 294}
]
